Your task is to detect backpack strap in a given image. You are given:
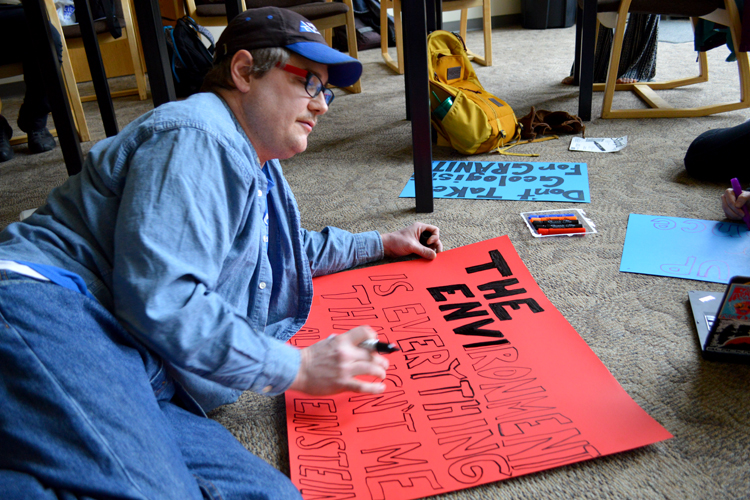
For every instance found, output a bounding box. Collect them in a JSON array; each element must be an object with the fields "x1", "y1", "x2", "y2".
[
  {"x1": 494, "y1": 136, "x2": 558, "y2": 157},
  {"x1": 183, "y1": 16, "x2": 215, "y2": 54},
  {"x1": 163, "y1": 25, "x2": 184, "y2": 83}
]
